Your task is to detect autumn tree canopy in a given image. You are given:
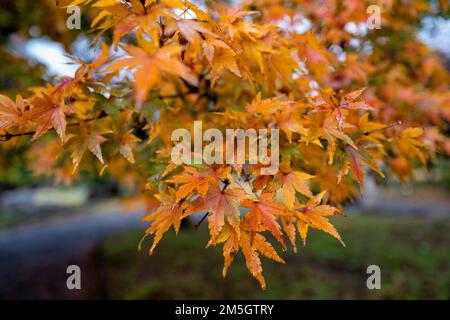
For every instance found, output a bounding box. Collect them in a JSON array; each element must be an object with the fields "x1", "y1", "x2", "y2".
[{"x1": 0, "y1": 0, "x2": 449, "y2": 289}]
